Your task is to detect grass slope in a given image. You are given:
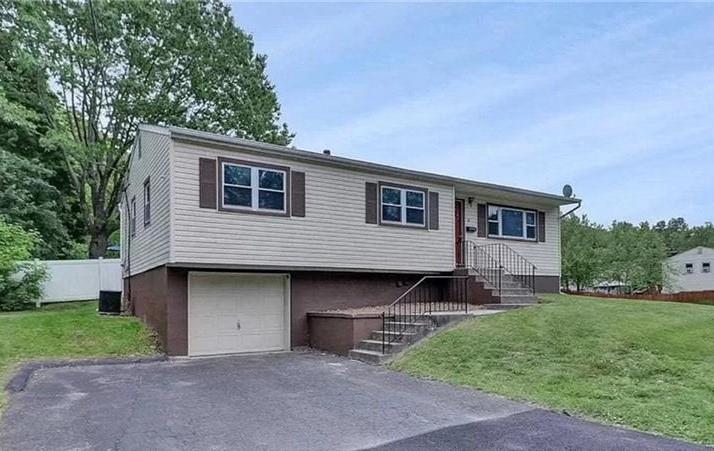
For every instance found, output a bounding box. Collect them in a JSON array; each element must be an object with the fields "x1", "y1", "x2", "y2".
[
  {"x1": 0, "y1": 302, "x2": 157, "y2": 411},
  {"x1": 393, "y1": 294, "x2": 714, "y2": 445}
]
